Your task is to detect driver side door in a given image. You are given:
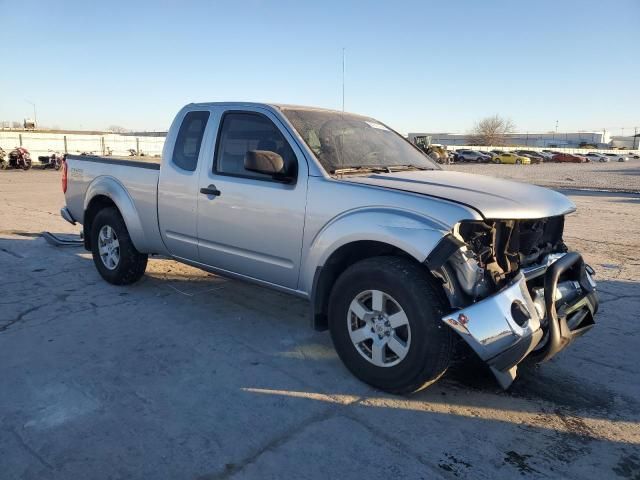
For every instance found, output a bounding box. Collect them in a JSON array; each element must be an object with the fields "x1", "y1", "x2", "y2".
[{"x1": 196, "y1": 108, "x2": 308, "y2": 290}]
